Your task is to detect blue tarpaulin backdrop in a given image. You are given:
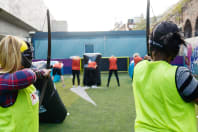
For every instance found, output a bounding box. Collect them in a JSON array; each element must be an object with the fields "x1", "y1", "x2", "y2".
[{"x1": 32, "y1": 31, "x2": 147, "y2": 59}]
